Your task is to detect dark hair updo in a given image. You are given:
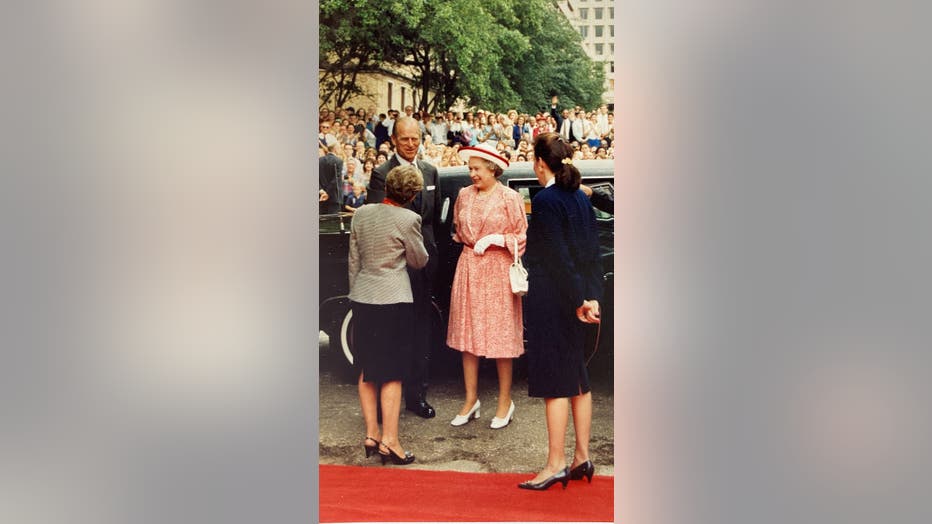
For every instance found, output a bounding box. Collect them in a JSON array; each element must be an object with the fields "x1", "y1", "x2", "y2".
[{"x1": 532, "y1": 133, "x2": 581, "y2": 190}]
